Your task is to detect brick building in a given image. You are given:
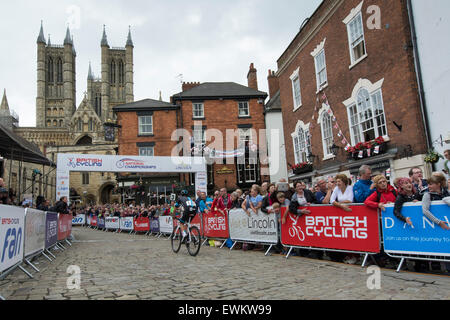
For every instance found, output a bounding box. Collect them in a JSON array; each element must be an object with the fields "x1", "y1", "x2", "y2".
[
  {"x1": 272, "y1": 0, "x2": 430, "y2": 185},
  {"x1": 114, "y1": 64, "x2": 268, "y2": 198}
]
